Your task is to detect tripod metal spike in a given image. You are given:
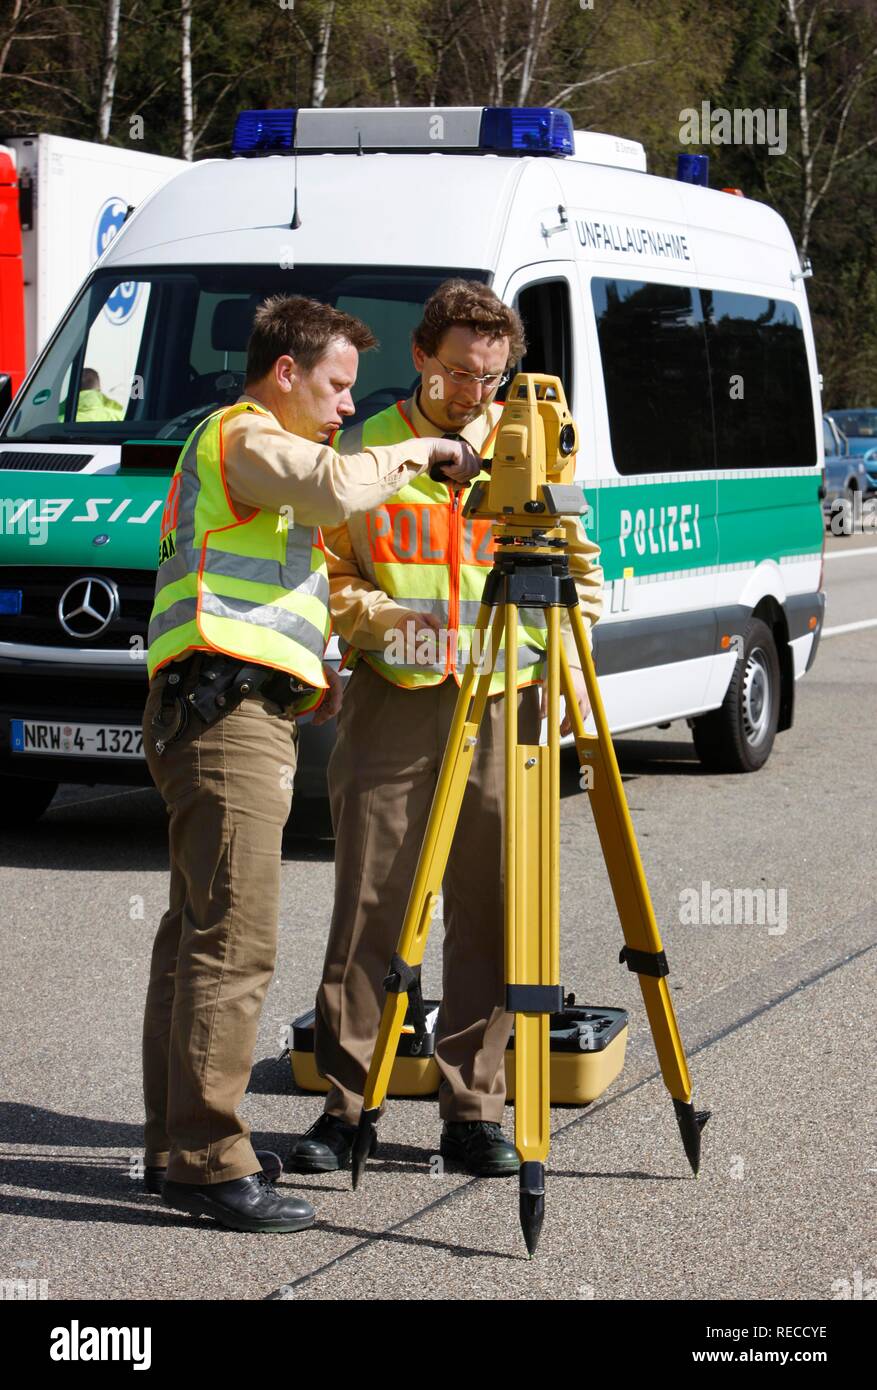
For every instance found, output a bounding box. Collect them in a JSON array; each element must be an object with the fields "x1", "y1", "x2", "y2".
[
  {"x1": 351, "y1": 1107, "x2": 379, "y2": 1191},
  {"x1": 519, "y1": 1161, "x2": 546, "y2": 1257},
  {"x1": 673, "y1": 1100, "x2": 712, "y2": 1176}
]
